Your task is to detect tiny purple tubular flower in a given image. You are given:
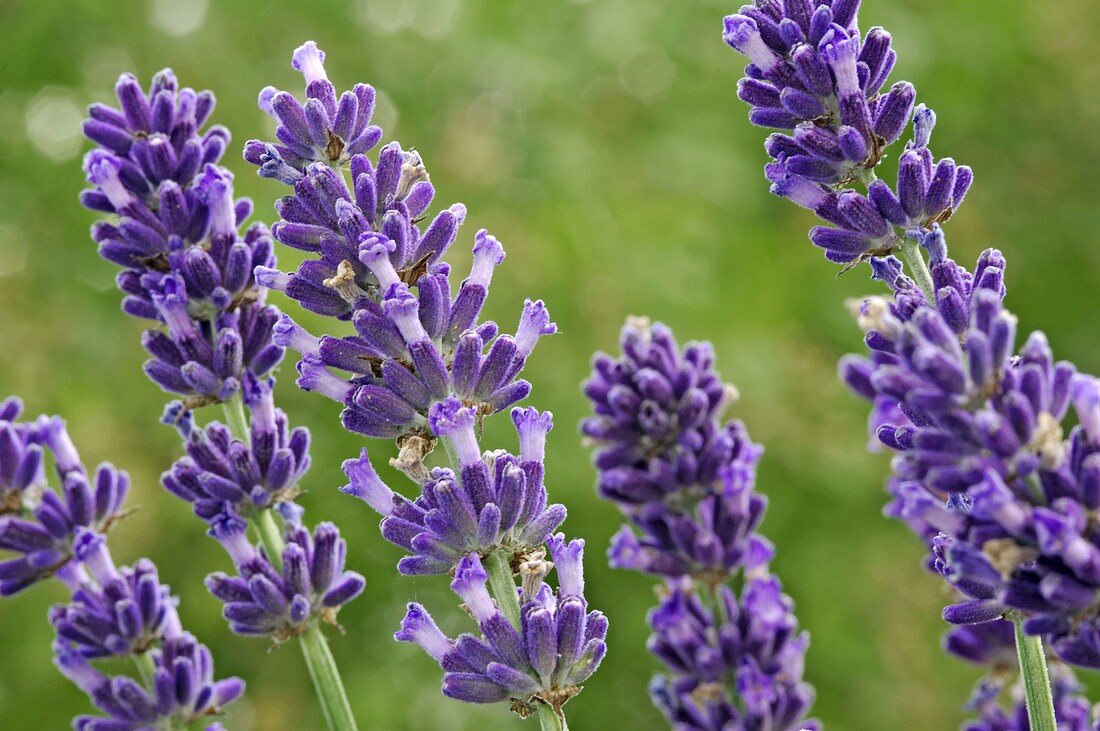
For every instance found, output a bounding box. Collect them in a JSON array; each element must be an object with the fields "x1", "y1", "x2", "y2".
[
  {"x1": 55, "y1": 632, "x2": 245, "y2": 730},
  {"x1": 82, "y1": 69, "x2": 285, "y2": 403},
  {"x1": 398, "y1": 551, "x2": 607, "y2": 708},
  {"x1": 0, "y1": 412, "x2": 128, "y2": 596},
  {"x1": 583, "y1": 319, "x2": 816, "y2": 728},
  {"x1": 723, "y1": 3, "x2": 971, "y2": 265},
  {"x1": 161, "y1": 375, "x2": 311, "y2": 520},
  {"x1": 205, "y1": 507, "x2": 364, "y2": 639},
  {"x1": 648, "y1": 580, "x2": 819, "y2": 731},
  {"x1": 343, "y1": 412, "x2": 566, "y2": 576}
]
